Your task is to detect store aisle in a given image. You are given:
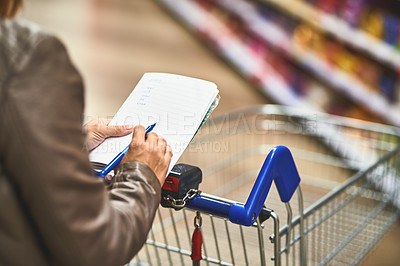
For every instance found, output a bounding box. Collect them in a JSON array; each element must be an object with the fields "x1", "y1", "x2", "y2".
[
  {"x1": 20, "y1": 0, "x2": 400, "y2": 265},
  {"x1": 22, "y1": 0, "x2": 266, "y2": 120}
]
